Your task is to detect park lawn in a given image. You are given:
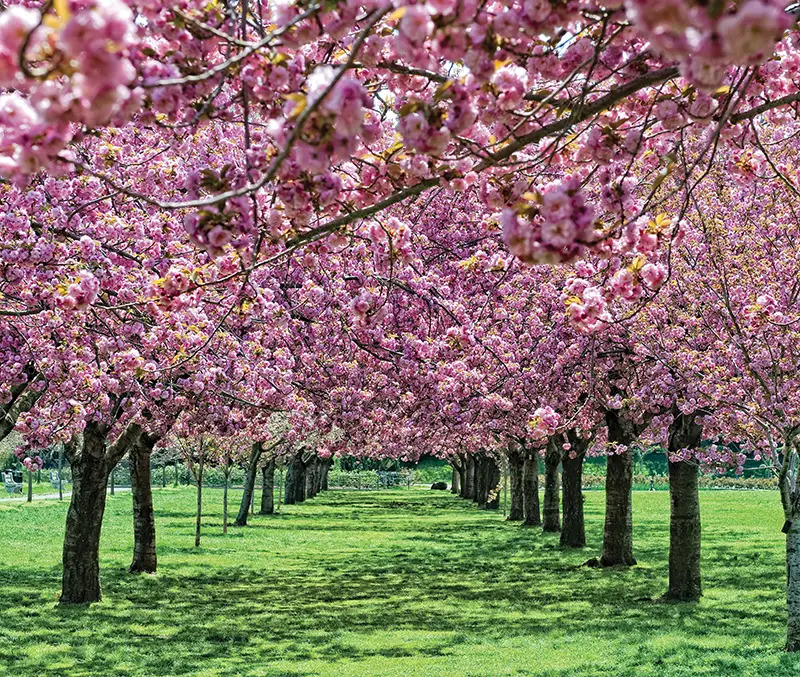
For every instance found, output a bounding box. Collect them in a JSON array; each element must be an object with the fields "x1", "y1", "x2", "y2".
[{"x1": 0, "y1": 487, "x2": 798, "y2": 677}]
